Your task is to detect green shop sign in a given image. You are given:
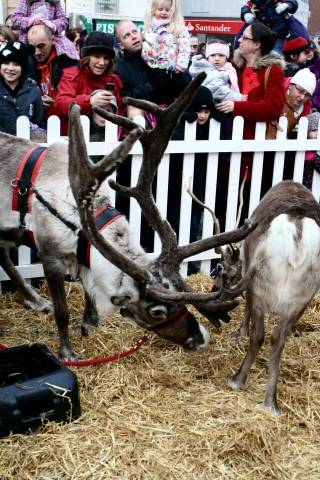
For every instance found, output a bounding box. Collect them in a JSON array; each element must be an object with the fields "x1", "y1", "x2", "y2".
[{"x1": 93, "y1": 19, "x2": 144, "y2": 34}]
